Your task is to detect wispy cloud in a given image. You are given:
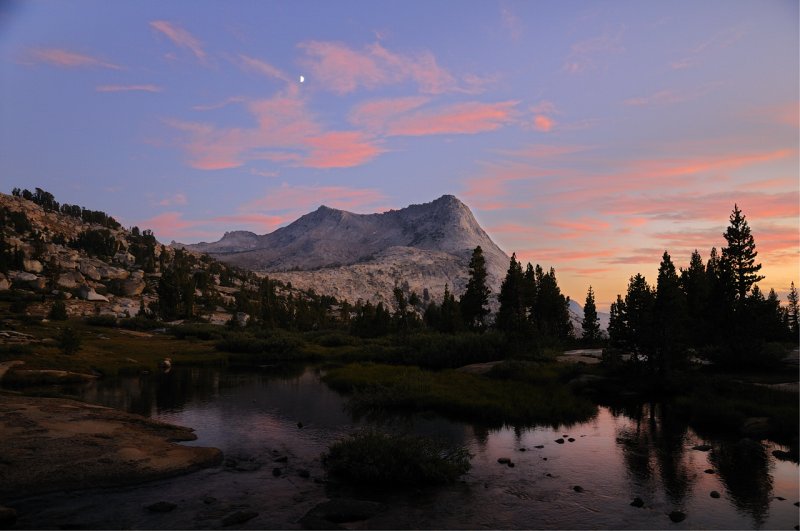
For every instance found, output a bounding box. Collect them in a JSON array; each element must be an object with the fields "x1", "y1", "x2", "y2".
[
  {"x1": 96, "y1": 84, "x2": 162, "y2": 93},
  {"x1": 238, "y1": 54, "x2": 291, "y2": 83},
  {"x1": 299, "y1": 40, "x2": 484, "y2": 94},
  {"x1": 166, "y1": 87, "x2": 383, "y2": 170},
  {"x1": 670, "y1": 27, "x2": 746, "y2": 70},
  {"x1": 27, "y1": 48, "x2": 121, "y2": 70},
  {"x1": 624, "y1": 84, "x2": 719, "y2": 107},
  {"x1": 150, "y1": 20, "x2": 206, "y2": 61},
  {"x1": 562, "y1": 28, "x2": 624, "y2": 74},
  {"x1": 500, "y1": 4, "x2": 523, "y2": 41},
  {"x1": 192, "y1": 96, "x2": 246, "y2": 111},
  {"x1": 153, "y1": 193, "x2": 188, "y2": 207}
]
